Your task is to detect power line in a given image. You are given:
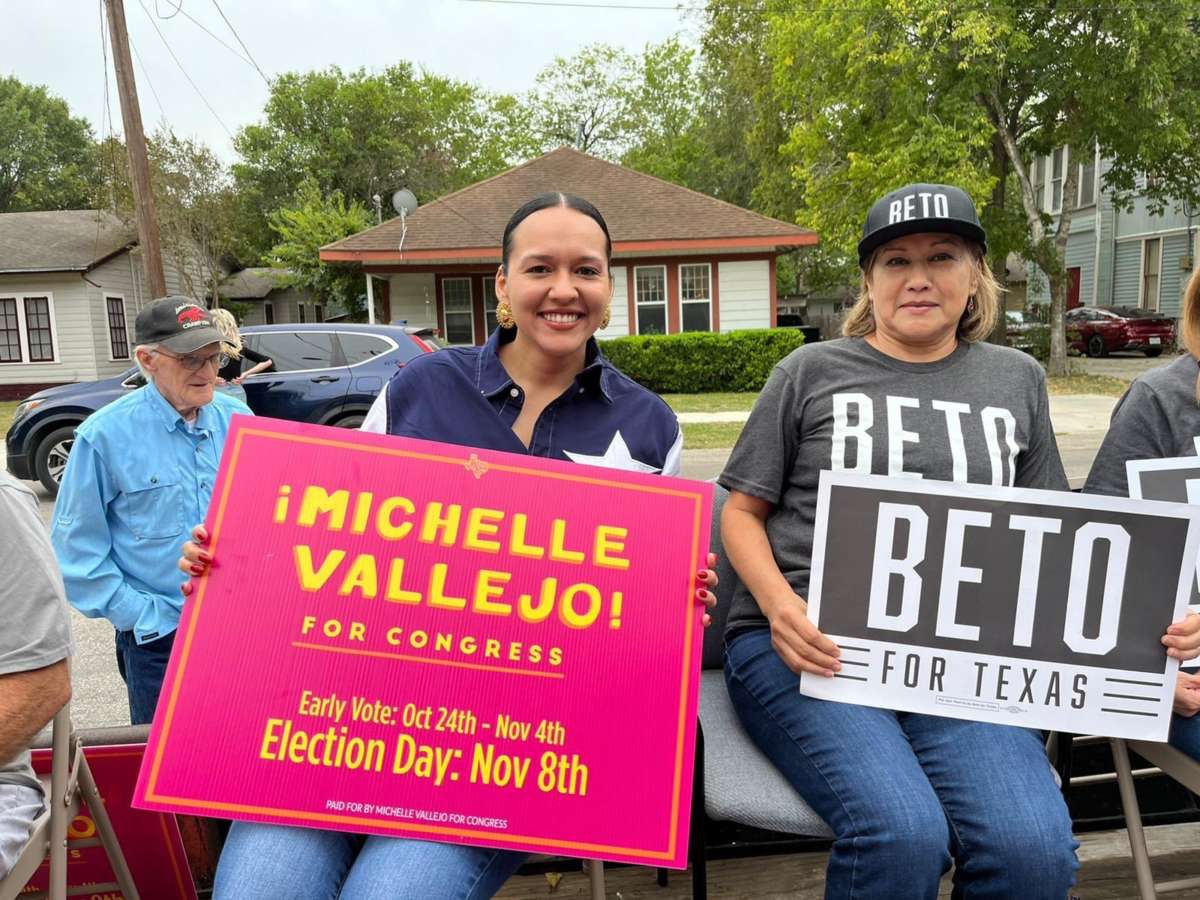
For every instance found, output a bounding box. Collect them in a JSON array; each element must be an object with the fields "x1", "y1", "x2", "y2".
[
  {"x1": 177, "y1": 6, "x2": 263, "y2": 78},
  {"x1": 135, "y1": 0, "x2": 234, "y2": 140},
  {"x1": 153, "y1": 0, "x2": 182, "y2": 19},
  {"x1": 129, "y1": 35, "x2": 165, "y2": 121},
  {"x1": 208, "y1": 0, "x2": 270, "y2": 85}
]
